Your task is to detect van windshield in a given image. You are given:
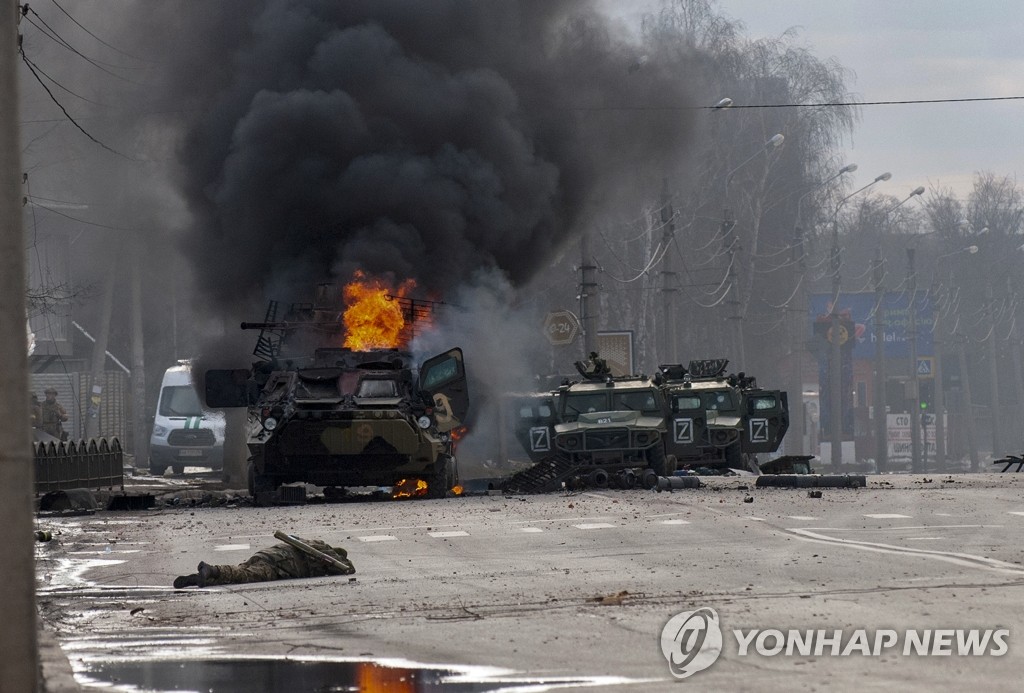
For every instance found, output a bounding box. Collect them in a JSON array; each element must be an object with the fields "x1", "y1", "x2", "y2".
[{"x1": 159, "y1": 385, "x2": 204, "y2": 417}]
